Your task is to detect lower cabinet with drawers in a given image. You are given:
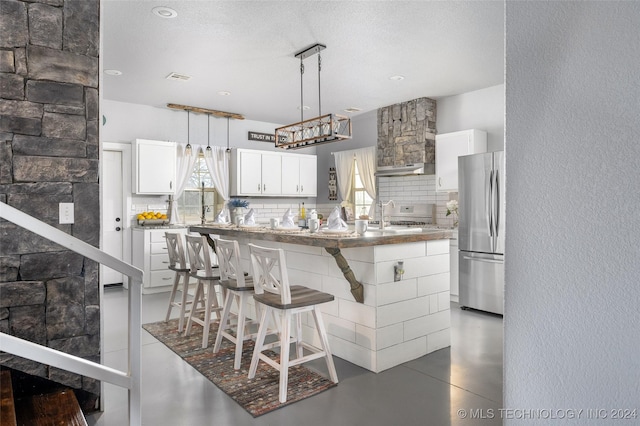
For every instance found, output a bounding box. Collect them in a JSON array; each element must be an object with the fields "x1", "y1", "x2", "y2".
[{"x1": 132, "y1": 227, "x2": 188, "y2": 294}]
